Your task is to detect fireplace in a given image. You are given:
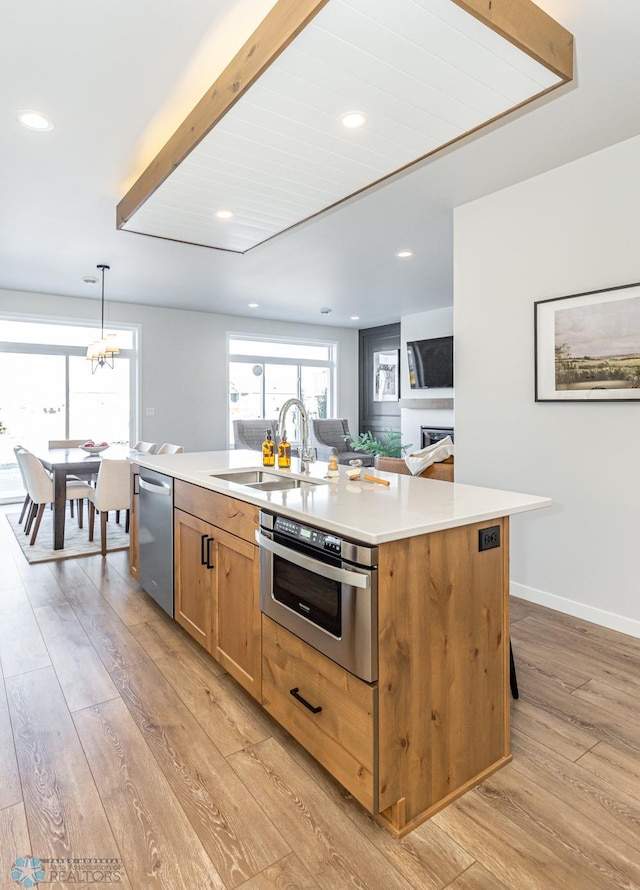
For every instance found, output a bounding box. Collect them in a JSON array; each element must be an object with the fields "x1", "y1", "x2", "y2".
[{"x1": 421, "y1": 426, "x2": 454, "y2": 448}]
